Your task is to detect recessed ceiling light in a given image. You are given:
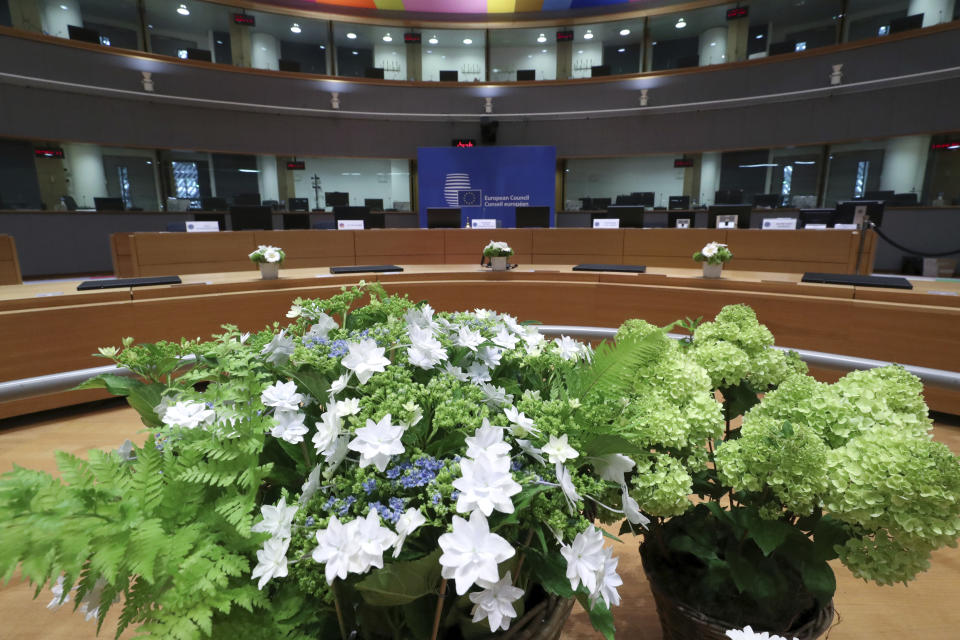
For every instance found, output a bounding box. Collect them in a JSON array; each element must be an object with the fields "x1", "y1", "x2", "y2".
[
  {"x1": 527, "y1": 54, "x2": 533, "y2": 58},
  {"x1": 583, "y1": 30, "x2": 594, "y2": 40},
  {"x1": 577, "y1": 49, "x2": 583, "y2": 54},
  {"x1": 216, "y1": 40, "x2": 223, "y2": 45},
  {"x1": 290, "y1": 23, "x2": 301, "y2": 34},
  {"x1": 319, "y1": 45, "x2": 325, "y2": 49},
  {"x1": 756, "y1": 33, "x2": 764, "y2": 39},
  {"x1": 351, "y1": 50, "x2": 358, "y2": 55},
  {"x1": 147, "y1": 24, "x2": 153, "y2": 29},
  {"x1": 426, "y1": 49, "x2": 432, "y2": 54},
  {"x1": 59, "y1": 4, "x2": 68, "y2": 9},
  {"x1": 710, "y1": 41, "x2": 716, "y2": 46},
  {"x1": 541, "y1": 48, "x2": 547, "y2": 53},
  {"x1": 619, "y1": 28, "x2": 630, "y2": 36},
  {"x1": 428, "y1": 36, "x2": 438, "y2": 45},
  {"x1": 537, "y1": 33, "x2": 546, "y2": 43},
  {"x1": 462, "y1": 38, "x2": 472, "y2": 44},
  {"x1": 176, "y1": 3, "x2": 189, "y2": 16},
  {"x1": 617, "y1": 47, "x2": 625, "y2": 53},
  {"x1": 346, "y1": 32, "x2": 357, "y2": 39},
  {"x1": 675, "y1": 18, "x2": 687, "y2": 29},
  {"x1": 382, "y1": 33, "x2": 392, "y2": 42}
]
